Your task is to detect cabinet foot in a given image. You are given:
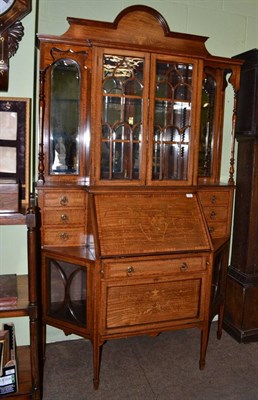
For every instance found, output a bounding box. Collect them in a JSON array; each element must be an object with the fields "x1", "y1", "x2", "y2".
[
  {"x1": 93, "y1": 342, "x2": 102, "y2": 389},
  {"x1": 199, "y1": 359, "x2": 205, "y2": 370}
]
